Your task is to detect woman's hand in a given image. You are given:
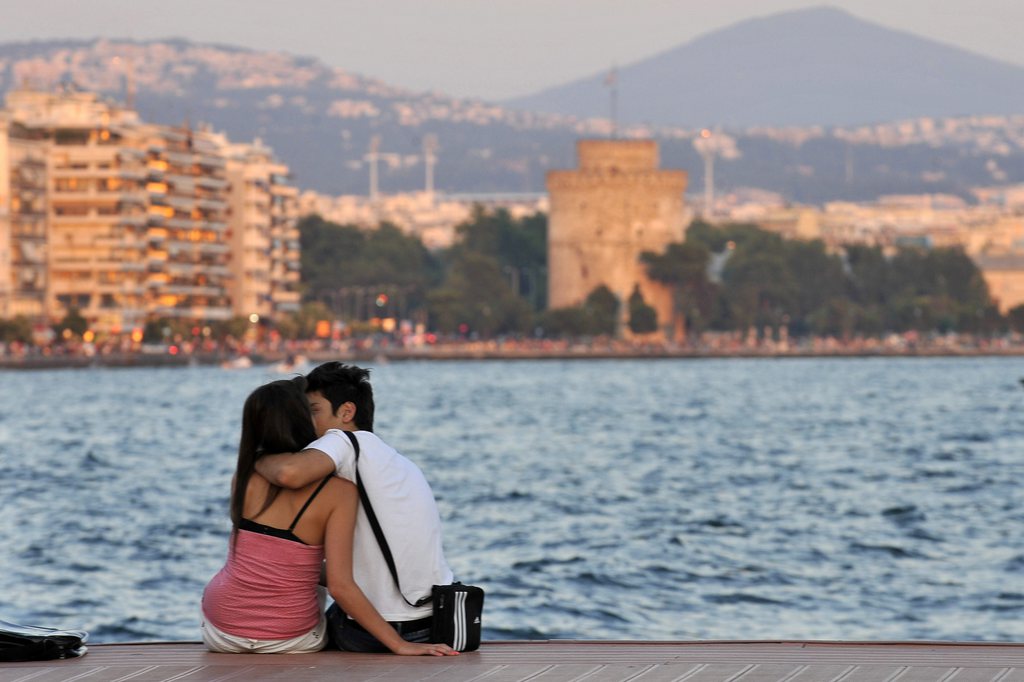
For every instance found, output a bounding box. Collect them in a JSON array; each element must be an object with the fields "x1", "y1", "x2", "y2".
[{"x1": 392, "y1": 641, "x2": 460, "y2": 656}]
